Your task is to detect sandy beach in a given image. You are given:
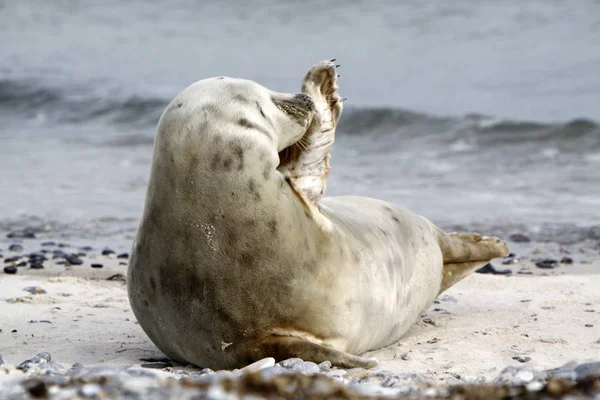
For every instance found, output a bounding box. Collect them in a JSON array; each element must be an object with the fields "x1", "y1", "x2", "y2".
[{"x1": 2, "y1": 242, "x2": 598, "y2": 382}]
